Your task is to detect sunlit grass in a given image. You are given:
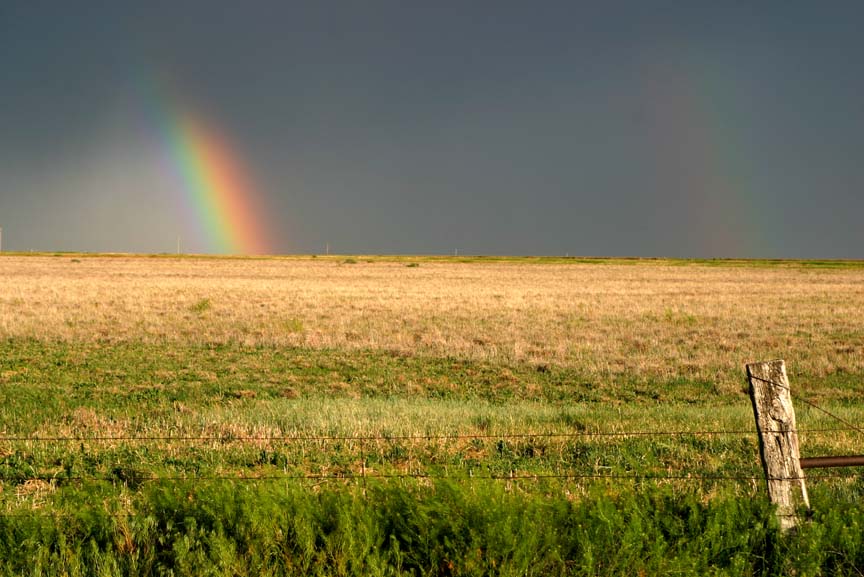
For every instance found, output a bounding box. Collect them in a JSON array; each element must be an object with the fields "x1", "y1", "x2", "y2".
[{"x1": 1, "y1": 254, "x2": 863, "y2": 574}]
